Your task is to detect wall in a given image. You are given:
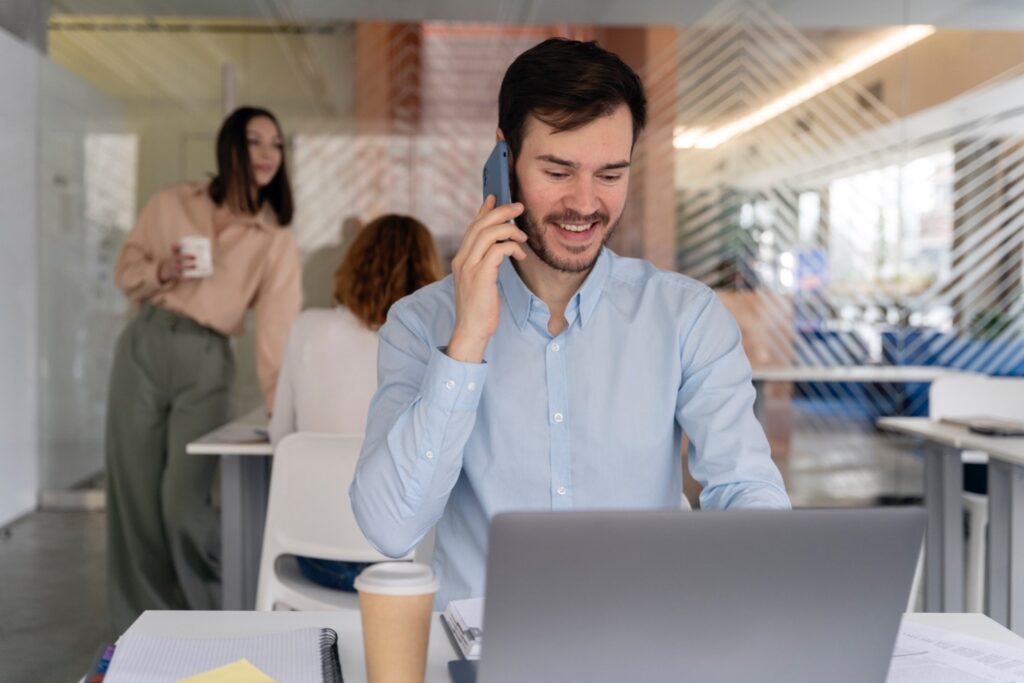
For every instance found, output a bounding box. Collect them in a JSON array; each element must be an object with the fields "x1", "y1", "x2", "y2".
[
  {"x1": 859, "y1": 30, "x2": 1024, "y2": 121},
  {"x1": 37, "y1": 60, "x2": 128, "y2": 492},
  {"x1": 0, "y1": 27, "x2": 39, "y2": 526}
]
